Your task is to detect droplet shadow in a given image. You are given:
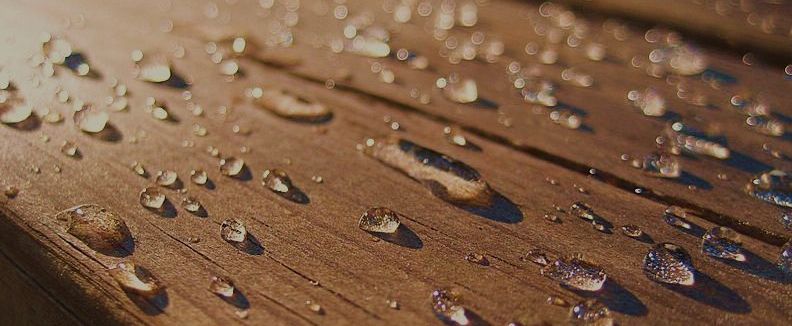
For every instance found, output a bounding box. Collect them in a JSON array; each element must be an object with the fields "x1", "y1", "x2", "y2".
[
  {"x1": 230, "y1": 165, "x2": 253, "y2": 182},
  {"x1": 569, "y1": 279, "x2": 647, "y2": 316},
  {"x1": 713, "y1": 249, "x2": 790, "y2": 284},
  {"x1": 65, "y1": 52, "x2": 102, "y2": 79},
  {"x1": 6, "y1": 114, "x2": 41, "y2": 131},
  {"x1": 661, "y1": 271, "x2": 751, "y2": 313},
  {"x1": 473, "y1": 97, "x2": 499, "y2": 110},
  {"x1": 147, "y1": 199, "x2": 177, "y2": 218},
  {"x1": 459, "y1": 192, "x2": 523, "y2": 223},
  {"x1": 370, "y1": 224, "x2": 423, "y2": 249},
  {"x1": 162, "y1": 71, "x2": 190, "y2": 89},
  {"x1": 219, "y1": 289, "x2": 250, "y2": 310},
  {"x1": 673, "y1": 171, "x2": 713, "y2": 190},
  {"x1": 88, "y1": 123, "x2": 123, "y2": 142},
  {"x1": 232, "y1": 233, "x2": 263, "y2": 255},
  {"x1": 723, "y1": 150, "x2": 772, "y2": 174},
  {"x1": 97, "y1": 233, "x2": 136, "y2": 257},
  {"x1": 275, "y1": 188, "x2": 310, "y2": 204},
  {"x1": 125, "y1": 290, "x2": 169, "y2": 316}
]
